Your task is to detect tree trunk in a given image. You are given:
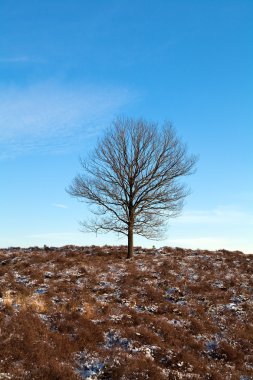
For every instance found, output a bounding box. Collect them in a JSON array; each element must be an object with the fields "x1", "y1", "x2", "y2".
[{"x1": 127, "y1": 224, "x2": 134, "y2": 259}]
